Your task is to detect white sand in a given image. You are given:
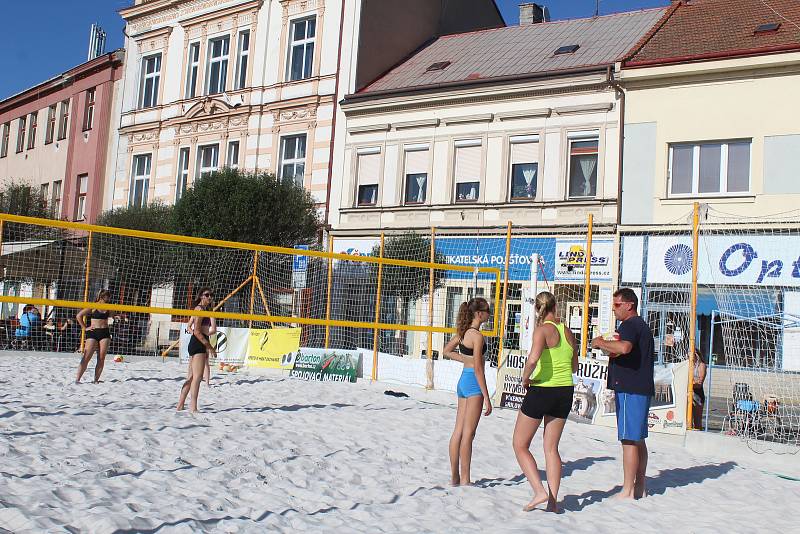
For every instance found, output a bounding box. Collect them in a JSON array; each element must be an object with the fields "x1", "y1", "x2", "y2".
[{"x1": 0, "y1": 353, "x2": 797, "y2": 533}]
